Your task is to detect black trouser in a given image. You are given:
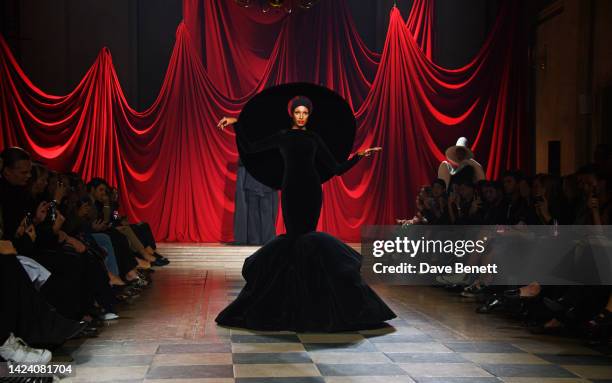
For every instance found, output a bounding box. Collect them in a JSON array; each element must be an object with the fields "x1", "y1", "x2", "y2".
[
  {"x1": 77, "y1": 249, "x2": 118, "y2": 314},
  {"x1": 105, "y1": 228, "x2": 138, "y2": 278},
  {"x1": 32, "y1": 249, "x2": 92, "y2": 320},
  {"x1": 35, "y1": 247, "x2": 117, "y2": 319},
  {"x1": 130, "y1": 222, "x2": 156, "y2": 250},
  {"x1": 0, "y1": 256, "x2": 78, "y2": 346}
]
